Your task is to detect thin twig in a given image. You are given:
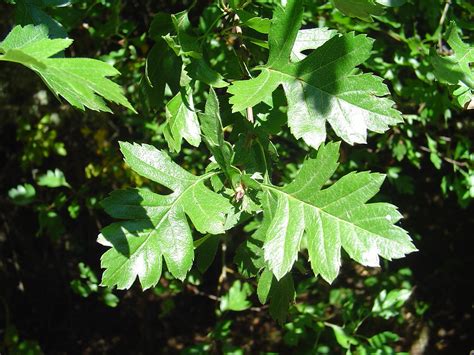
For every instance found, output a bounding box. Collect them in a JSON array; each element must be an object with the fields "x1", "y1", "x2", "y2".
[
  {"x1": 186, "y1": 284, "x2": 220, "y2": 301},
  {"x1": 217, "y1": 238, "x2": 227, "y2": 295},
  {"x1": 419, "y1": 145, "x2": 469, "y2": 168},
  {"x1": 438, "y1": 0, "x2": 452, "y2": 50}
]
